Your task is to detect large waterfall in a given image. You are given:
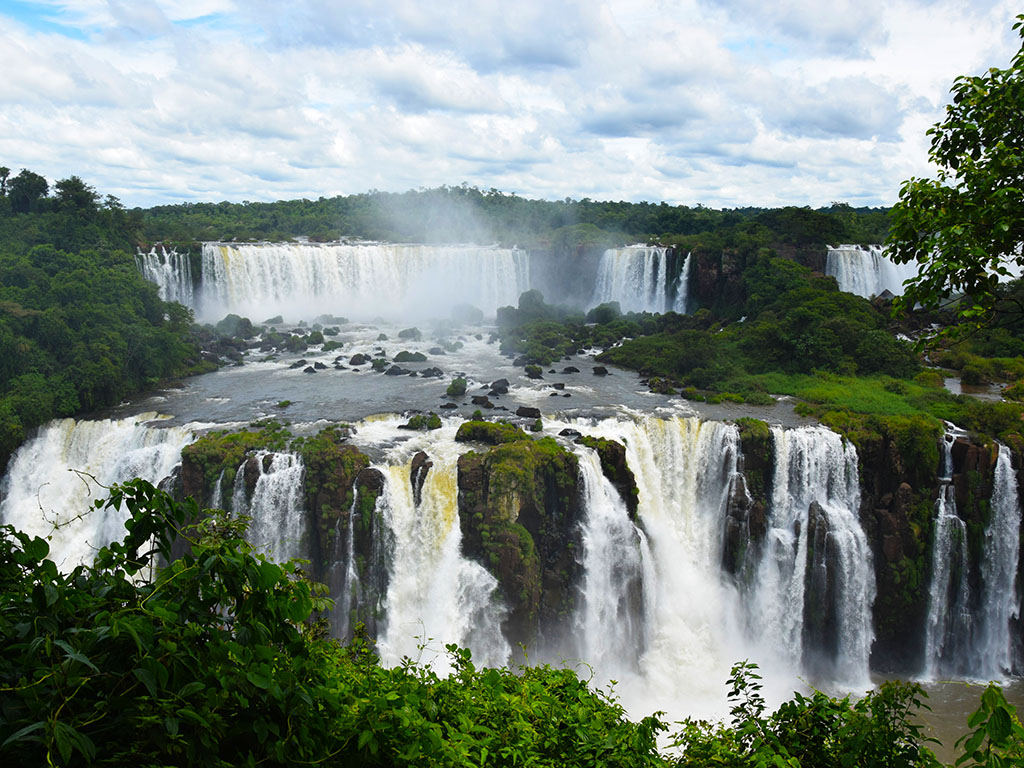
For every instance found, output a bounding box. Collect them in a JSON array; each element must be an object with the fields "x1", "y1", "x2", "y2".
[
  {"x1": 0, "y1": 414, "x2": 195, "y2": 568},
  {"x1": 191, "y1": 242, "x2": 530, "y2": 321},
  {"x1": 591, "y1": 245, "x2": 681, "y2": 314},
  {"x1": 826, "y1": 244, "x2": 918, "y2": 298},
  {"x1": 4, "y1": 408, "x2": 1021, "y2": 715},
  {"x1": 136, "y1": 247, "x2": 194, "y2": 305}
]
